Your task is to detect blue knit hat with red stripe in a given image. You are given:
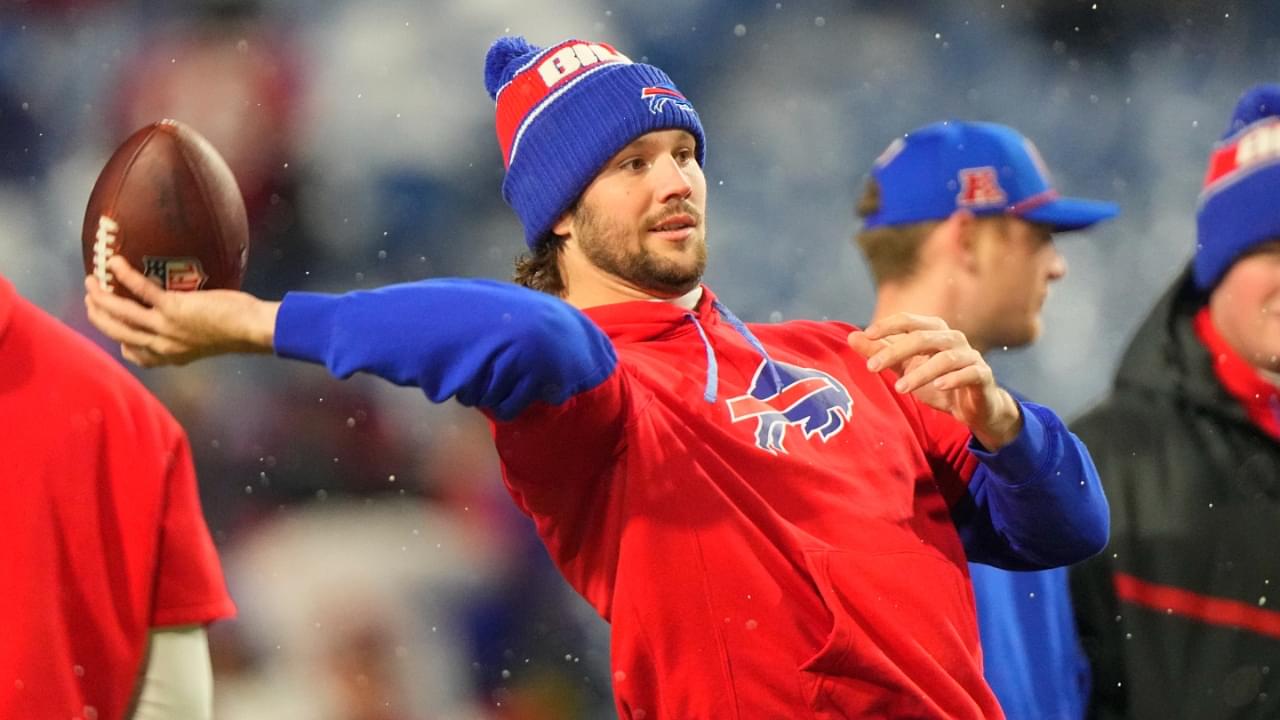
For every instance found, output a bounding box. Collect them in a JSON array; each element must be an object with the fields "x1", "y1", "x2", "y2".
[
  {"x1": 484, "y1": 36, "x2": 706, "y2": 249},
  {"x1": 1196, "y1": 84, "x2": 1280, "y2": 291}
]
